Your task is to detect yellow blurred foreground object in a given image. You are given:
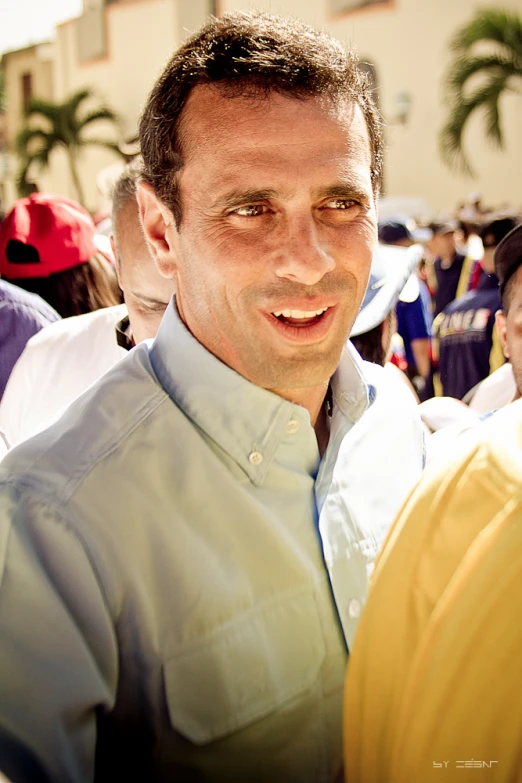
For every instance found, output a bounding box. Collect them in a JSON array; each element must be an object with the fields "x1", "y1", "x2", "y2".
[{"x1": 344, "y1": 398, "x2": 522, "y2": 783}]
